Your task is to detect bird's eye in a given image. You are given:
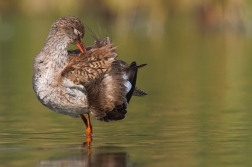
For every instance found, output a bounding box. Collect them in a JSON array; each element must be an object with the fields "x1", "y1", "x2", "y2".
[{"x1": 74, "y1": 28, "x2": 80, "y2": 36}]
